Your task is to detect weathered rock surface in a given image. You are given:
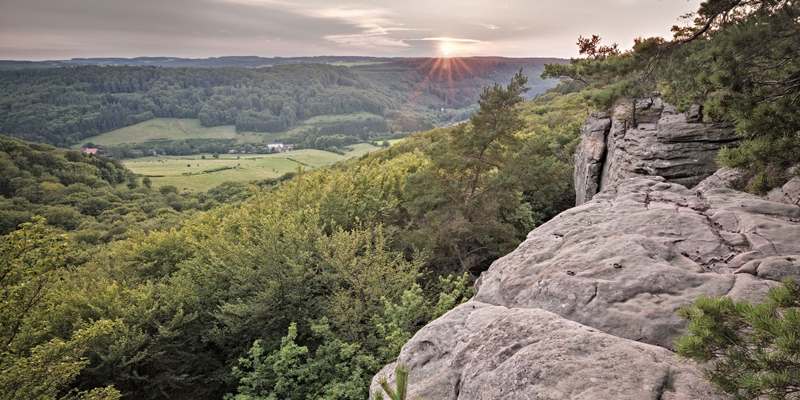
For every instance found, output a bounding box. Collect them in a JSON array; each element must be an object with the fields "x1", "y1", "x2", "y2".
[
  {"x1": 372, "y1": 175, "x2": 800, "y2": 399},
  {"x1": 691, "y1": 167, "x2": 742, "y2": 194},
  {"x1": 766, "y1": 177, "x2": 800, "y2": 206},
  {"x1": 574, "y1": 113, "x2": 611, "y2": 205},
  {"x1": 371, "y1": 303, "x2": 726, "y2": 400},
  {"x1": 574, "y1": 98, "x2": 737, "y2": 206}
]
